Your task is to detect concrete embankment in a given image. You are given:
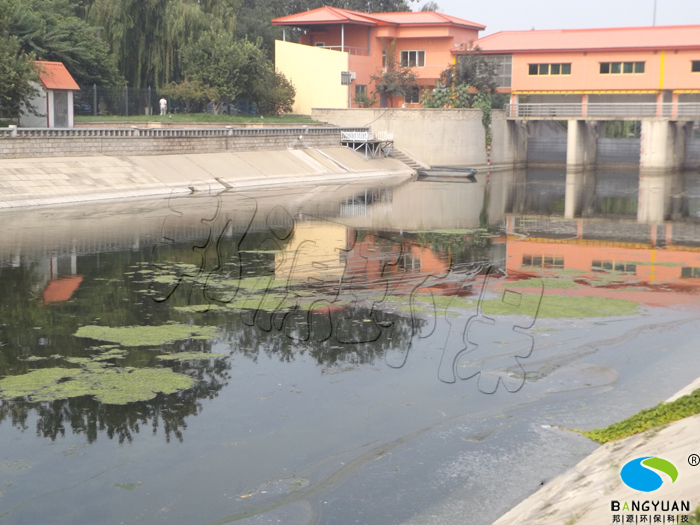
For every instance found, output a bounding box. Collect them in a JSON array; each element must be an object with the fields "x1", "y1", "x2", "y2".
[
  {"x1": 0, "y1": 147, "x2": 412, "y2": 209},
  {"x1": 491, "y1": 378, "x2": 700, "y2": 525}
]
